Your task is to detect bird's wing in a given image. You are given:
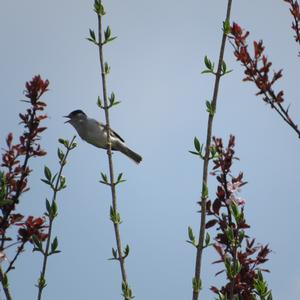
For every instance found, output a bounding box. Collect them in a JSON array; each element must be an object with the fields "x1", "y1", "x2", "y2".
[{"x1": 99, "y1": 123, "x2": 125, "y2": 143}]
